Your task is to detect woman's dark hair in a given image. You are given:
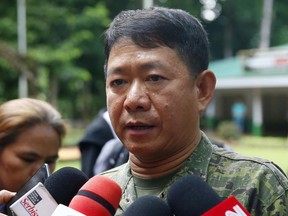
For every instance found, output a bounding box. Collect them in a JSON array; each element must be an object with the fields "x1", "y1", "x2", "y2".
[{"x1": 0, "y1": 98, "x2": 66, "y2": 152}]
